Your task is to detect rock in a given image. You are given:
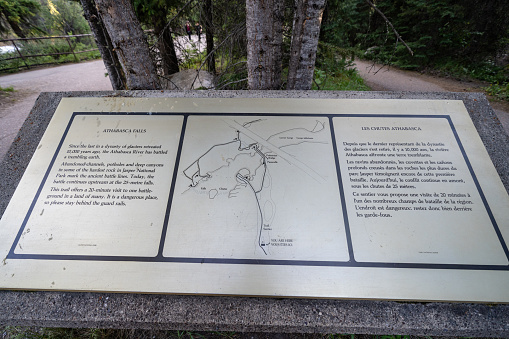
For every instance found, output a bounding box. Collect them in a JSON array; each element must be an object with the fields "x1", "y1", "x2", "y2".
[{"x1": 162, "y1": 69, "x2": 215, "y2": 90}]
